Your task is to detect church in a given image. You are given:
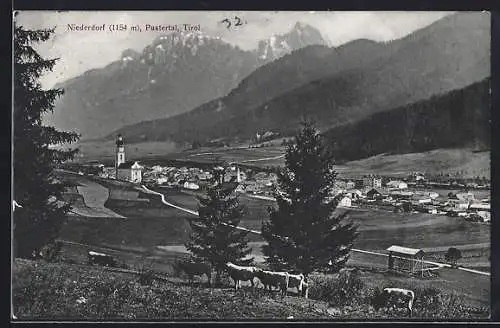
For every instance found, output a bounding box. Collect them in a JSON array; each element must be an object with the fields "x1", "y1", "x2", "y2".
[{"x1": 115, "y1": 135, "x2": 143, "y2": 183}]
